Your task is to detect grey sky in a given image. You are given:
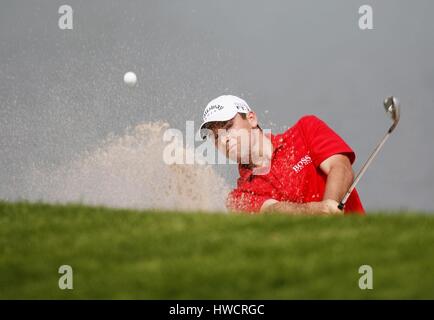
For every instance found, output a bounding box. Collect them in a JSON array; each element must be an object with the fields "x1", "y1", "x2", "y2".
[{"x1": 1, "y1": 0, "x2": 433, "y2": 211}]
